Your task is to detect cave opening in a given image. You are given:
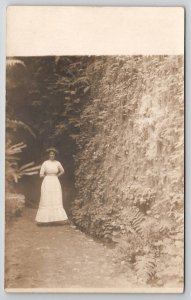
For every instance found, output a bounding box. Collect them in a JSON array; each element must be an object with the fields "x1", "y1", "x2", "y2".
[{"x1": 7, "y1": 55, "x2": 95, "y2": 216}]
